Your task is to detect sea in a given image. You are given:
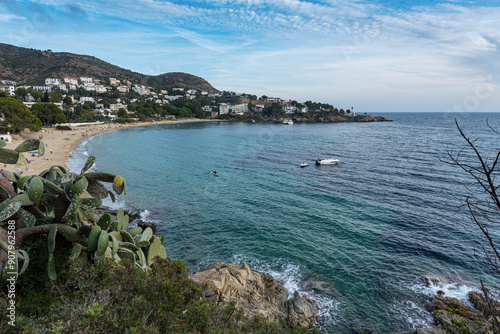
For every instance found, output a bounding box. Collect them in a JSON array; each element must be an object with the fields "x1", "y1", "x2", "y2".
[{"x1": 67, "y1": 112, "x2": 500, "y2": 333}]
